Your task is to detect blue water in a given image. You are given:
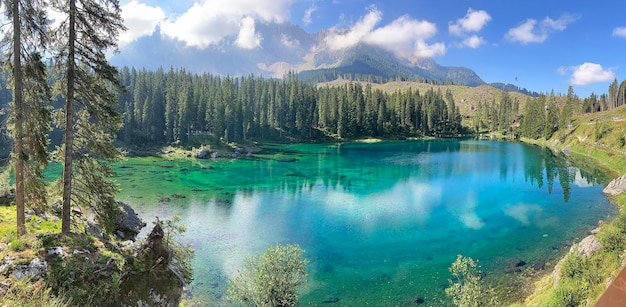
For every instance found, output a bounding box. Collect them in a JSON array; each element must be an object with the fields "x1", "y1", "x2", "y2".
[{"x1": 116, "y1": 140, "x2": 614, "y2": 306}]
